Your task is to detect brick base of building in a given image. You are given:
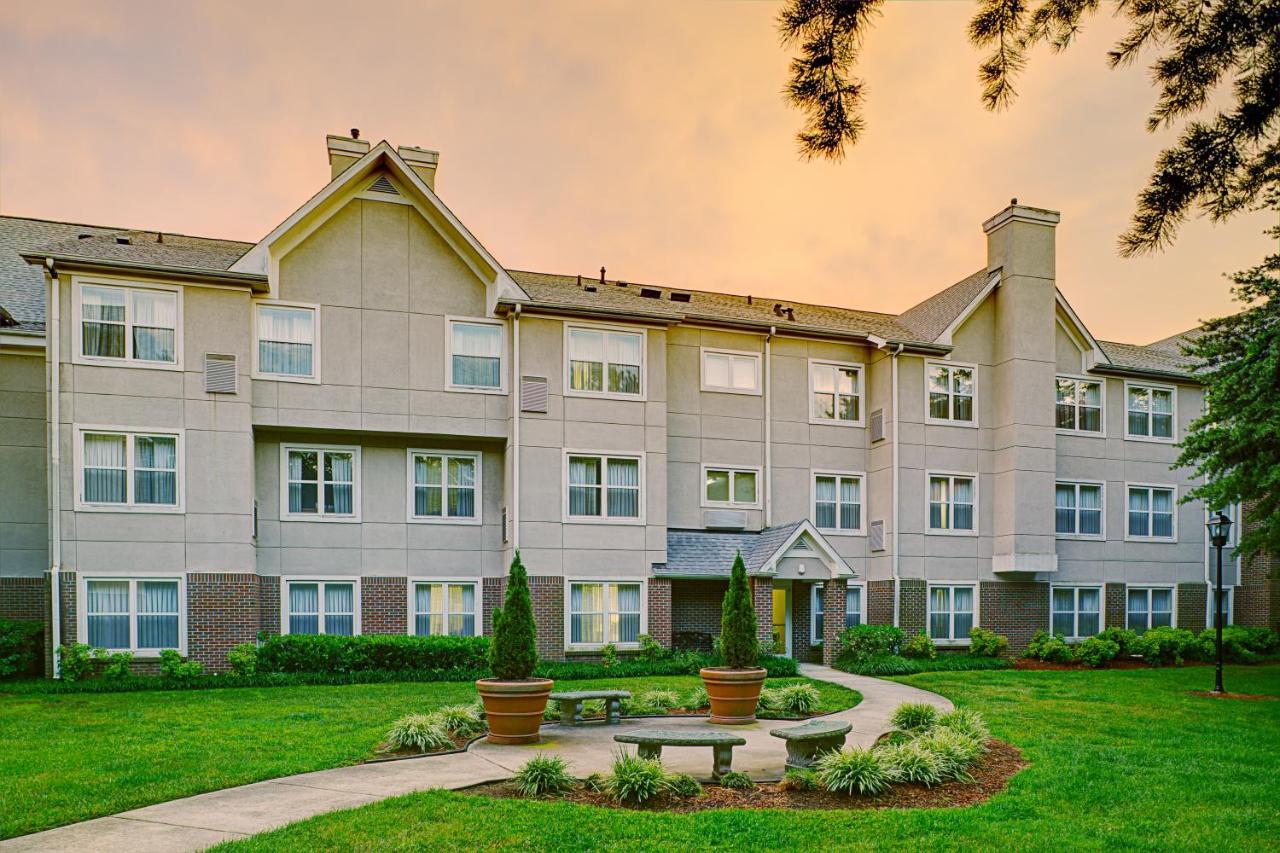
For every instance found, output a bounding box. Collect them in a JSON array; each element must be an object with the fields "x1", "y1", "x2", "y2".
[
  {"x1": 188, "y1": 573, "x2": 263, "y2": 671},
  {"x1": 822, "y1": 579, "x2": 844, "y2": 665},
  {"x1": 899, "y1": 579, "x2": 926, "y2": 636},
  {"x1": 361, "y1": 577, "x2": 408, "y2": 635},
  {"x1": 867, "y1": 579, "x2": 894, "y2": 626},
  {"x1": 670, "y1": 579, "x2": 725, "y2": 651},
  {"x1": 647, "y1": 578, "x2": 672, "y2": 649},
  {"x1": 750, "y1": 577, "x2": 774, "y2": 649},
  {"x1": 529, "y1": 575, "x2": 564, "y2": 660},
  {"x1": 979, "y1": 581, "x2": 1049, "y2": 654},
  {"x1": 1176, "y1": 582, "x2": 1208, "y2": 633},
  {"x1": 790, "y1": 581, "x2": 820, "y2": 663},
  {"x1": 1239, "y1": 549, "x2": 1280, "y2": 630},
  {"x1": 1105, "y1": 583, "x2": 1126, "y2": 631}
]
